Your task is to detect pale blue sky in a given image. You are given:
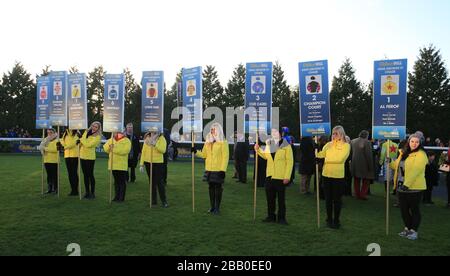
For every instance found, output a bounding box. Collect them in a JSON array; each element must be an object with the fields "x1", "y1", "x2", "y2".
[{"x1": 1, "y1": 0, "x2": 449, "y2": 87}]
